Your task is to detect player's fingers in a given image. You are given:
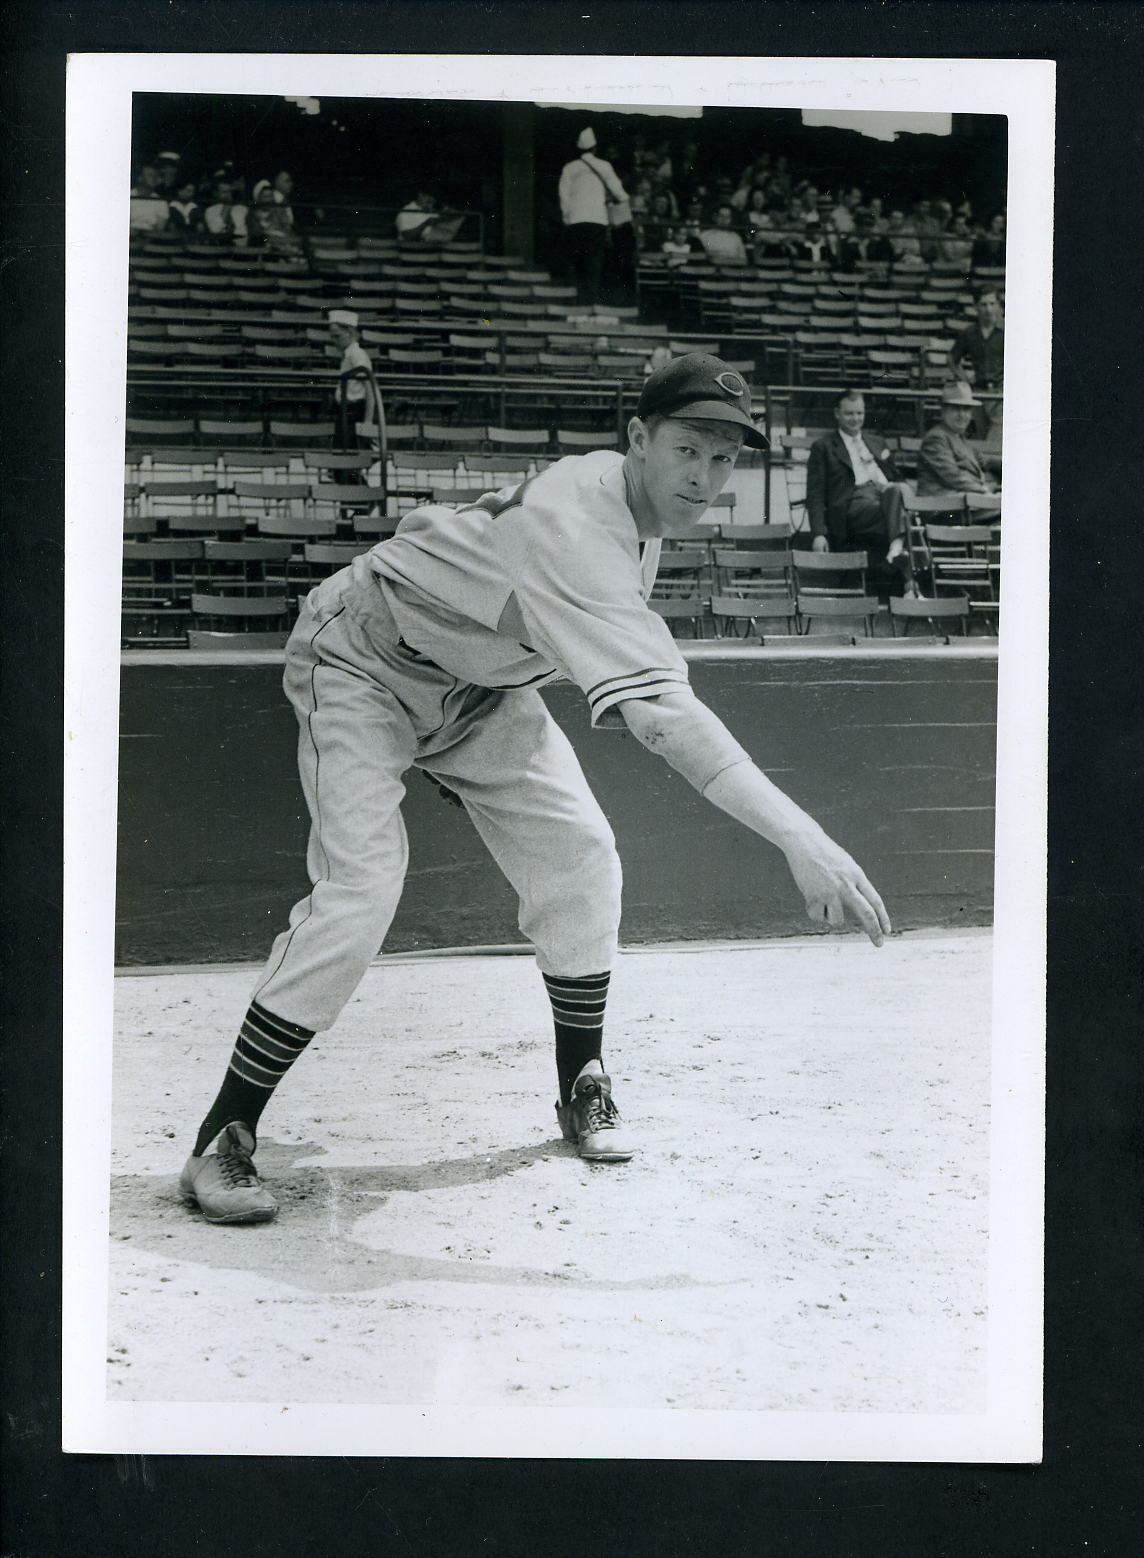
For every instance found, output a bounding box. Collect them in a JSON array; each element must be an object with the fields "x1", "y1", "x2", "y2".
[
  {"x1": 842, "y1": 880, "x2": 886, "y2": 947},
  {"x1": 858, "y1": 876, "x2": 893, "y2": 937}
]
